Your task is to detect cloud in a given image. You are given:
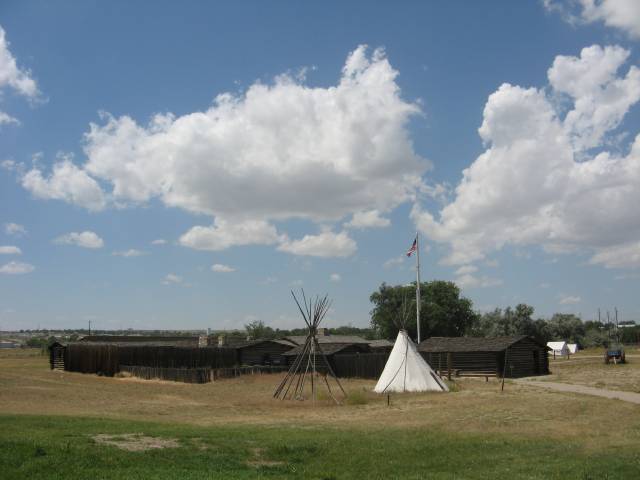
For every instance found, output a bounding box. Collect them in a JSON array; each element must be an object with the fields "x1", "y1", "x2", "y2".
[
  {"x1": 162, "y1": 273, "x2": 182, "y2": 285},
  {"x1": 545, "y1": 0, "x2": 640, "y2": 39},
  {"x1": 179, "y1": 218, "x2": 283, "y2": 251},
  {"x1": 21, "y1": 156, "x2": 106, "y2": 212},
  {"x1": 344, "y1": 210, "x2": 391, "y2": 229},
  {"x1": 151, "y1": 239, "x2": 166, "y2": 245},
  {"x1": 559, "y1": 294, "x2": 581, "y2": 305},
  {"x1": 0, "y1": 246, "x2": 21, "y2": 255},
  {"x1": 211, "y1": 263, "x2": 235, "y2": 273},
  {"x1": 539, "y1": 282, "x2": 551, "y2": 289},
  {"x1": 0, "y1": 26, "x2": 39, "y2": 125},
  {"x1": 4, "y1": 223, "x2": 26, "y2": 236},
  {"x1": 329, "y1": 273, "x2": 341, "y2": 282},
  {"x1": 54, "y1": 231, "x2": 104, "y2": 249},
  {"x1": 112, "y1": 249, "x2": 146, "y2": 257},
  {"x1": 0, "y1": 261, "x2": 34, "y2": 274},
  {"x1": 18, "y1": 46, "x2": 427, "y2": 254},
  {"x1": 413, "y1": 45, "x2": 640, "y2": 269},
  {"x1": 455, "y1": 273, "x2": 503, "y2": 289},
  {"x1": 383, "y1": 255, "x2": 405, "y2": 269},
  {"x1": 455, "y1": 265, "x2": 477, "y2": 276},
  {"x1": 0, "y1": 111, "x2": 19, "y2": 126},
  {"x1": 588, "y1": 241, "x2": 640, "y2": 268},
  {"x1": 278, "y1": 231, "x2": 356, "y2": 258}
]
